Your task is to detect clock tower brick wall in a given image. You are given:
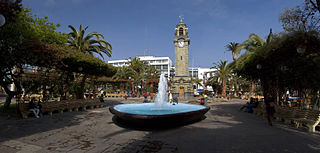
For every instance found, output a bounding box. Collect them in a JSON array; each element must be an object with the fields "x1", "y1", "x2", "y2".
[{"x1": 173, "y1": 22, "x2": 190, "y2": 77}]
